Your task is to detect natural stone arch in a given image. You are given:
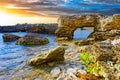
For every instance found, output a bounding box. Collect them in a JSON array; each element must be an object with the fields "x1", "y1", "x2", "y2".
[
  {"x1": 56, "y1": 14, "x2": 120, "y2": 41},
  {"x1": 55, "y1": 14, "x2": 103, "y2": 40}
]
